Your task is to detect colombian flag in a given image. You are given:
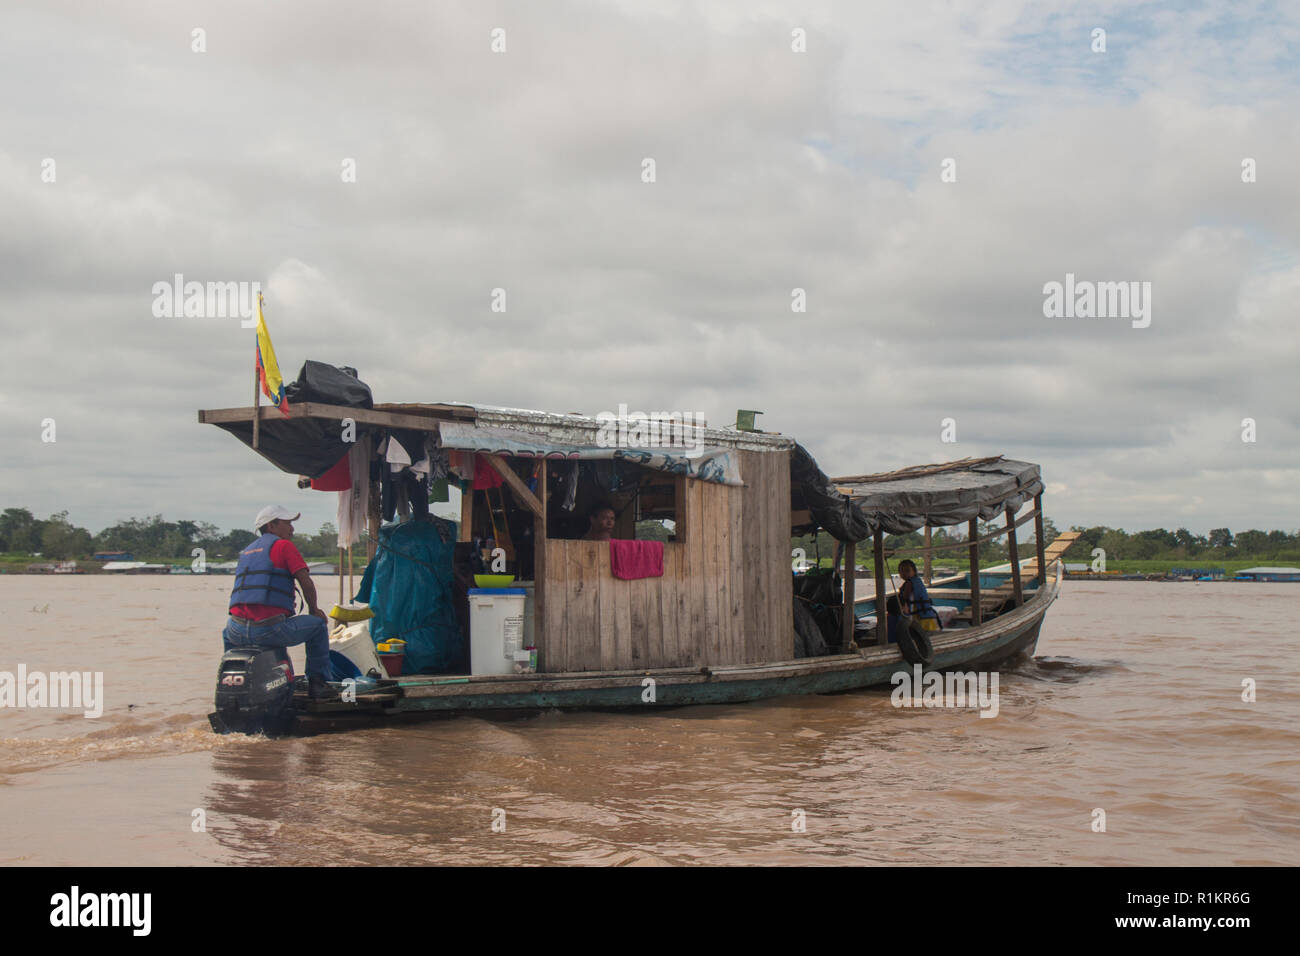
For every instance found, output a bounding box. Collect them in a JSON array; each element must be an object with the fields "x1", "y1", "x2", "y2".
[{"x1": 255, "y1": 293, "x2": 290, "y2": 415}]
